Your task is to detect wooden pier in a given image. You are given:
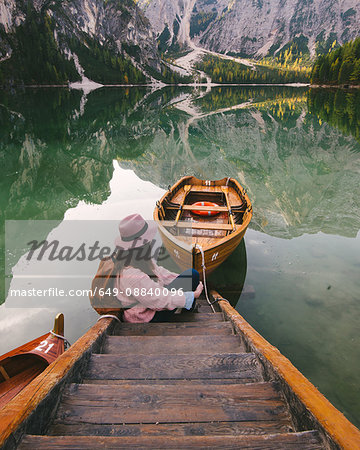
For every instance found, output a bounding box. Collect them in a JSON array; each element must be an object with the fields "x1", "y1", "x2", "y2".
[{"x1": 1, "y1": 295, "x2": 360, "y2": 449}]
